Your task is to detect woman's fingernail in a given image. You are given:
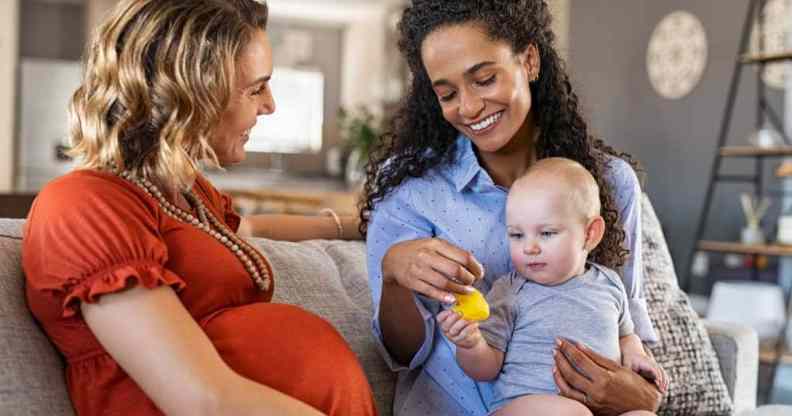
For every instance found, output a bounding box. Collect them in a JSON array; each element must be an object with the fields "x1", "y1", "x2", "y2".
[
  {"x1": 464, "y1": 285, "x2": 475, "y2": 293},
  {"x1": 445, "y1": 295, "x2": 456, "y2": 304},
  {"x1": 555, "y1": 339, "x2": 562, "y2": 347}
]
